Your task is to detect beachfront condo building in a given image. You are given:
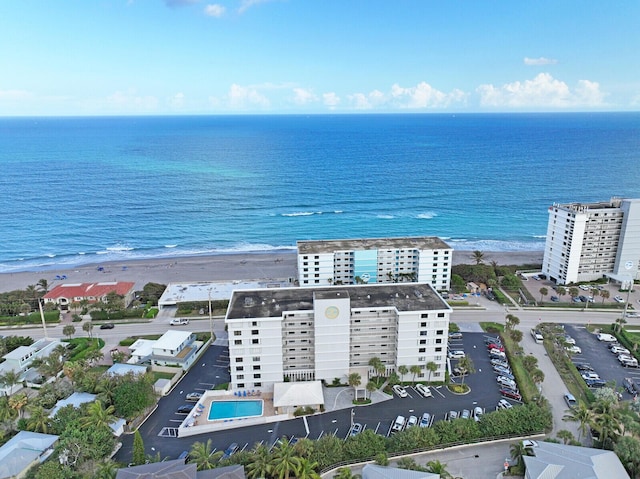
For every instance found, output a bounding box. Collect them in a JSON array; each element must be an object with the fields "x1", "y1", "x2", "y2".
[
  {"x1": 225, "y1": 283, "x2": 451, "y2": 392},
  {"x1": 296, "y1": 236, "x2": 452, "y2": 290},
  {"x1": 542, "y1": 198, "x2": 640, "y2": 286}
]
